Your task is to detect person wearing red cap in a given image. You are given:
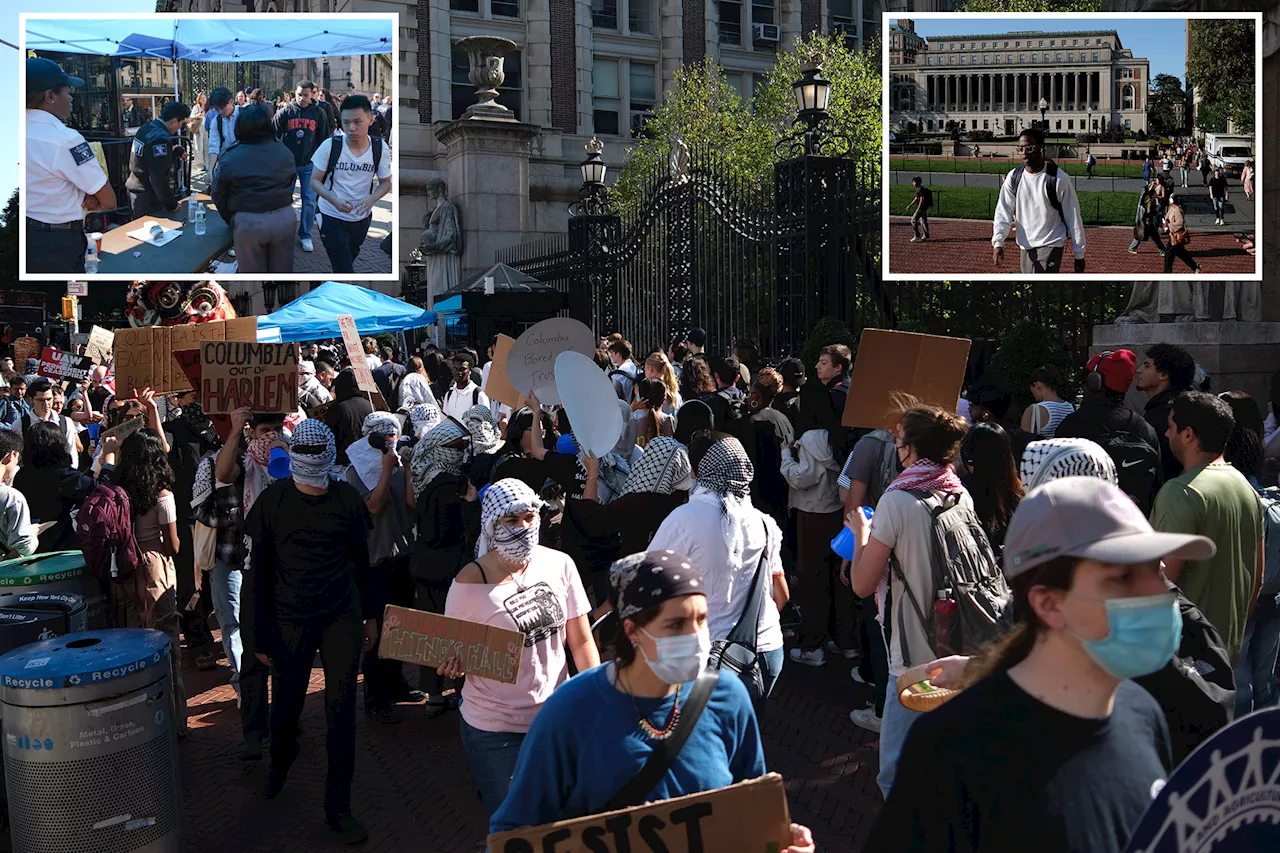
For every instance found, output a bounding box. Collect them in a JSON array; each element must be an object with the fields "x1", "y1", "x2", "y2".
[{"x1": 1056, "y1": 350, "x2": 1161, "y2": 513}]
